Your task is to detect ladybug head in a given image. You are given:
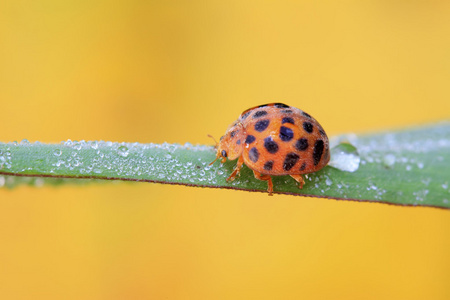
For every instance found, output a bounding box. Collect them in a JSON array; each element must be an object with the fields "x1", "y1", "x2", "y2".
[{"x1": 209, "y1": 121, "x2": 244, "y2": 165}]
